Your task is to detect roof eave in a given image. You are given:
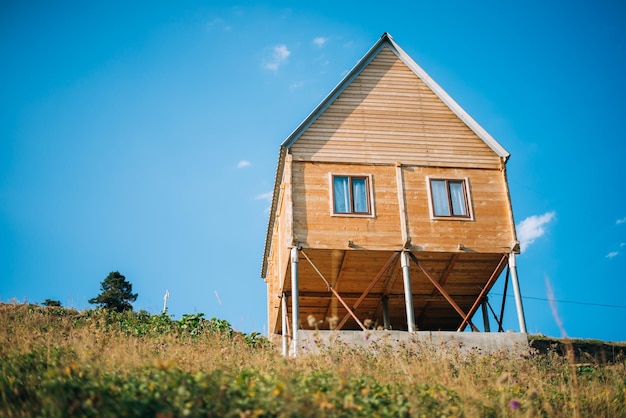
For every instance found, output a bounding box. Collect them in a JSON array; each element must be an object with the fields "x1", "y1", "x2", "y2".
[{"x1": 260, "y1": 146, "x2": 287, "y2": 278}]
